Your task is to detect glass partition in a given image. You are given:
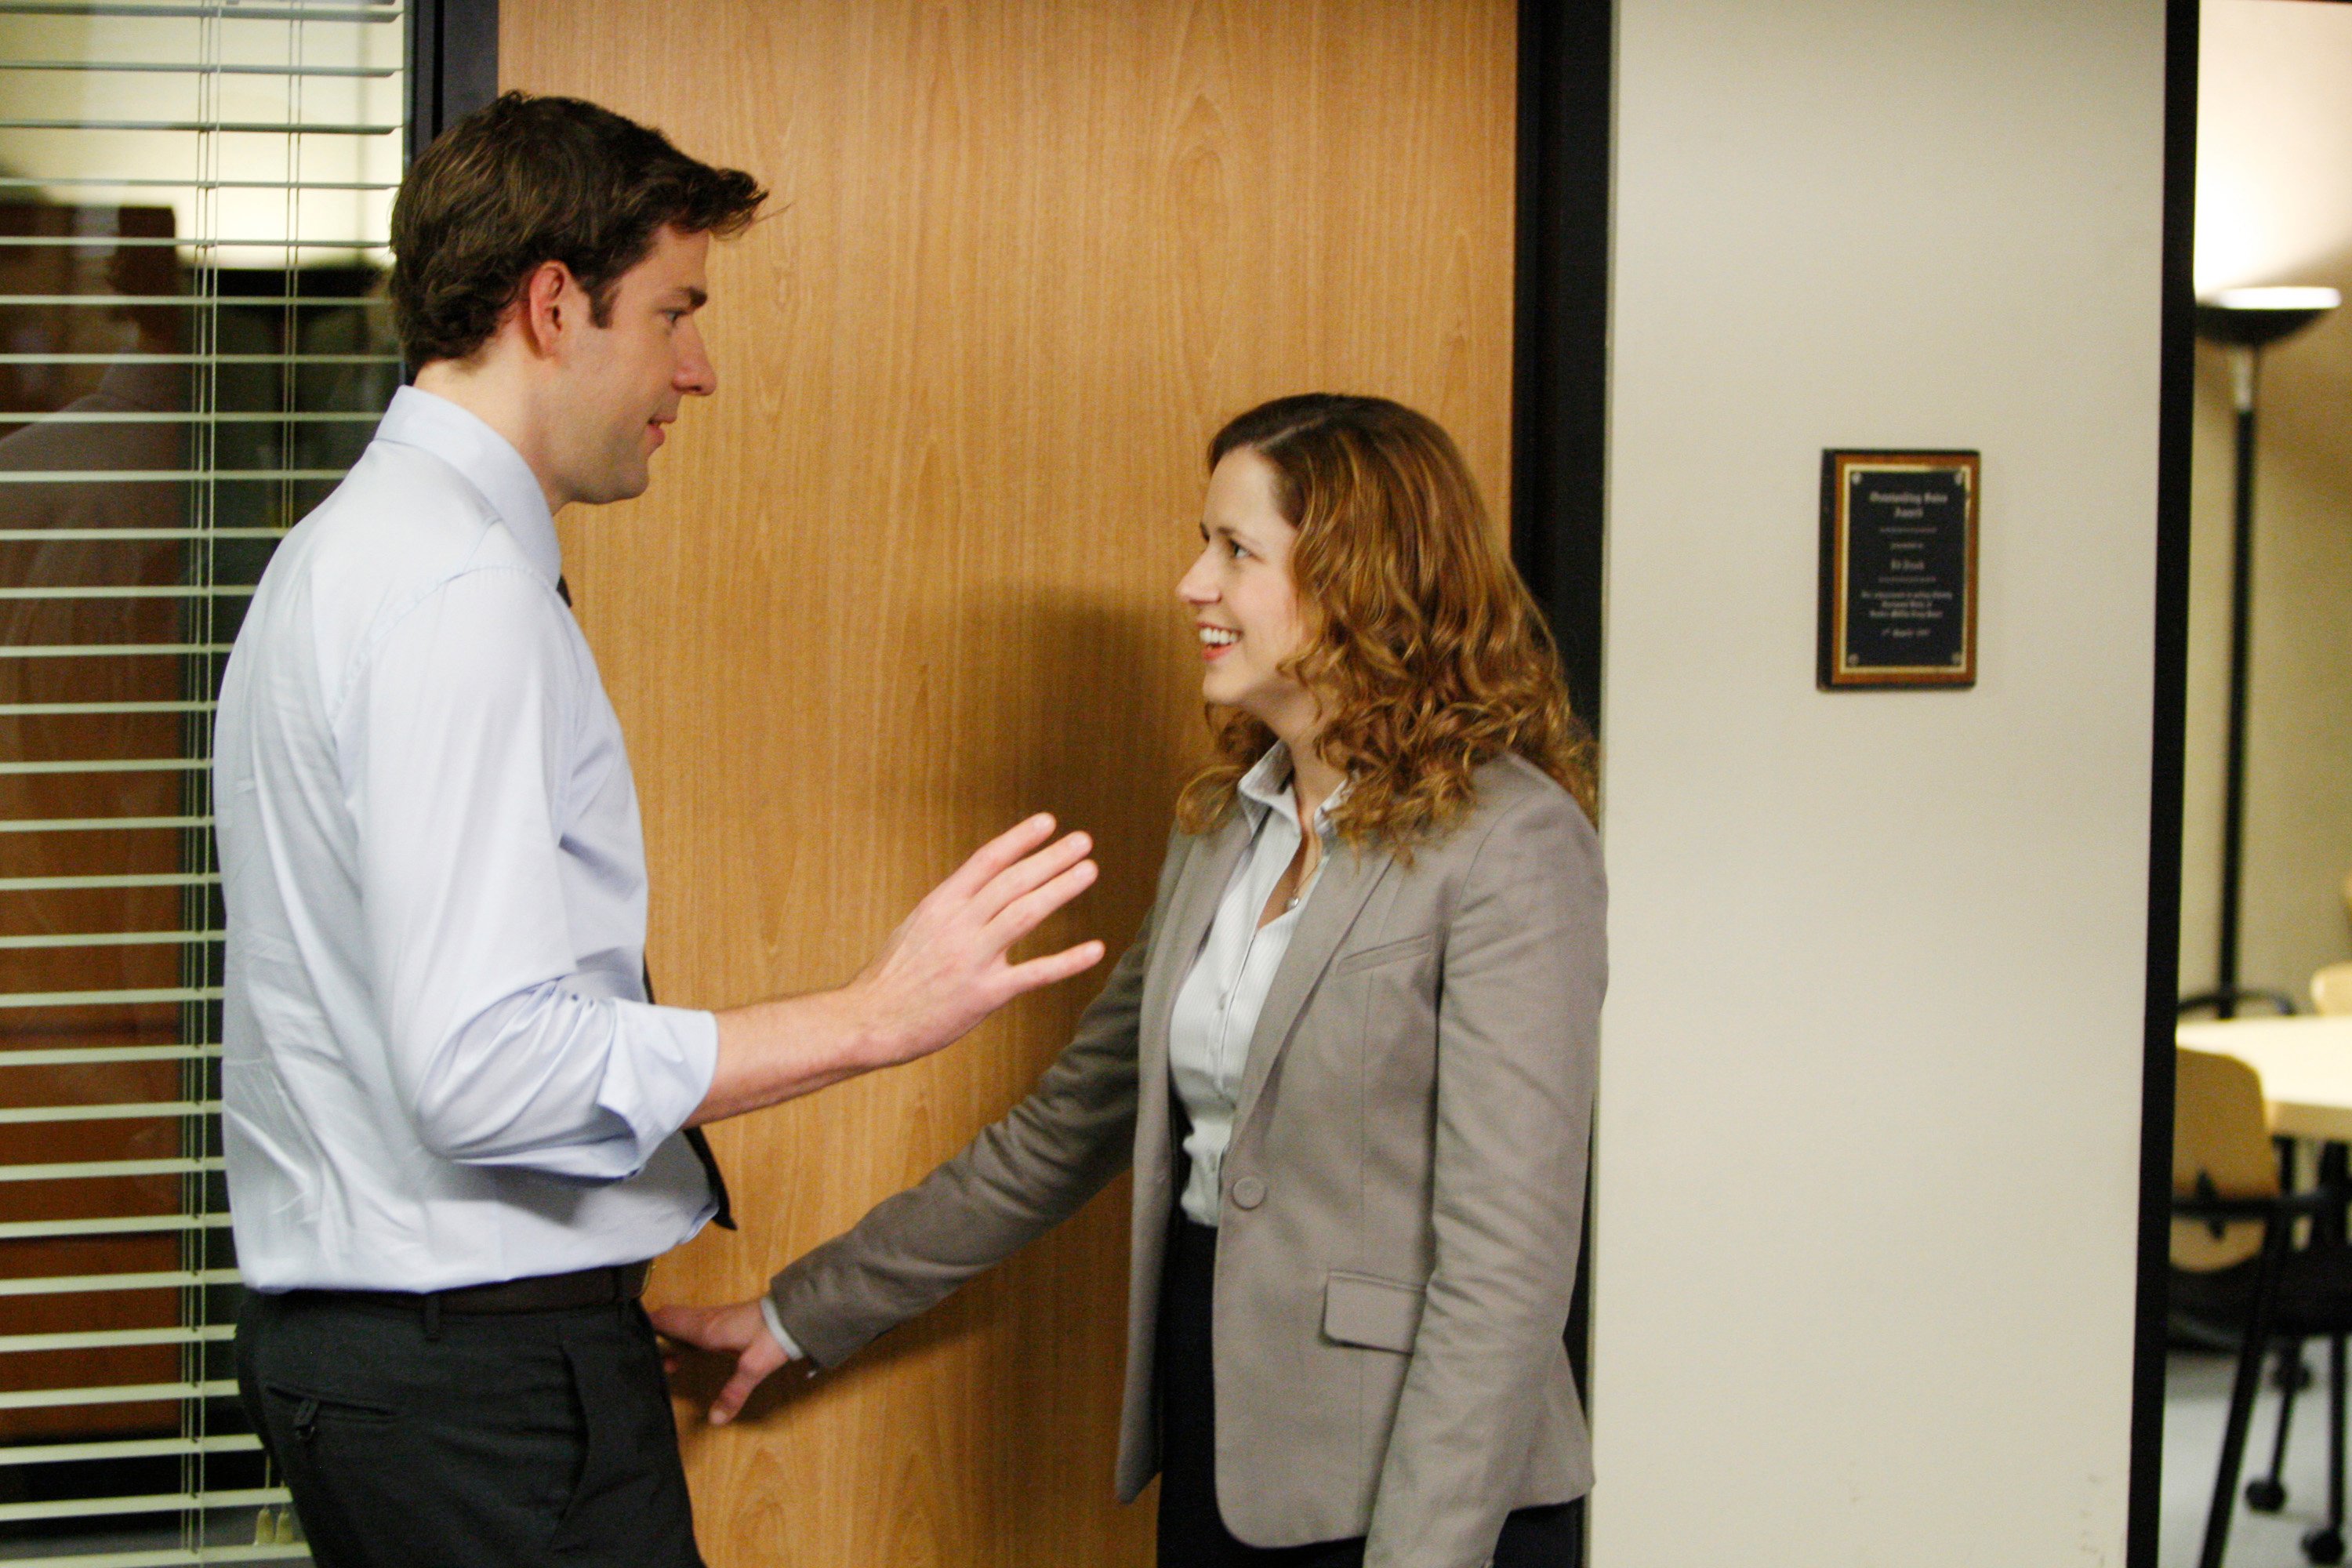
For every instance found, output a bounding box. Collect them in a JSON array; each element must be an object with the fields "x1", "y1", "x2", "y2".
[{"x1": 0, "y1": 5, "x2": 403, "y2": 1561}]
